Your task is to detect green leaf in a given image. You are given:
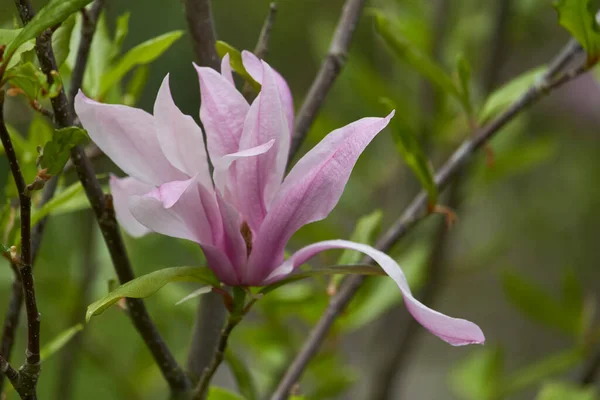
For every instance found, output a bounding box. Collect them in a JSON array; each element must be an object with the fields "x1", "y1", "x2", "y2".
[
  {"x1": 40, "y1": 324, "x2": 83, "y2": 361},
  {"x1": 40, "y1": 127, "x2": 89, "y2": 175},
  {"x1": 98, "y1": 31, "x2": 183, "y2": 98},
  {"x1": 449, "y1": 347, "x2": 504, "y2": 400},
  {"x1": 122, "y1": 65, "x2": 149, "y2": 106},
  {"x1": 4, "y1": 62, "x2": 47, "y2": 99},
  {"x1": 3, "y1": 0, "x2": 93, "y2": 66},
  {"x1": 479, "y1": 67, "x2": 545, "y2": 123},
  {"x1": 86, "y1": 266, "x2": 219, "y2": 321},
  {"x1": 259, "y1": 264, "x2": 386, "y2": 296},
  {"x1": 536, "y1": 381, "x2": 598, "y2": 400},
  {"x1": 110, "y1": 12, "x2": 130, "y2": 60},
  {"x1": 175, "y1": 286, "x2": 212, "y2": 305},
  {"x1": 52, "y1": 14, "x2": 76, "y2": 68},
  {"x1": 501, "y1": 270, "x2": 580, "y2": 336},
  {"x1": 207, "y1": 387, "x2": 244, "y2": 400},
  {"x1": 31, "y1": 181, "x2": 84, "y2": 226},
  {"x1": 225, "y1": 350, "x2": 258, "y2": 400},
  {"x1": 215, "y1": 41, "x2": 261, "y2": 91},
  {"x1": 373, "y1": 11, "x2": 461, "y2": 102},
  {"x1": 381, "y1": 97, "x2": 437, "y2": 204},
  {"x1": 0, "y1": 29, "x2": 35, "y2": 70},
  {"x1": 456, "y1": 54, "x2": 474, "y2": 119},
  {"x1": 554, "y1": 0, "x2": 600, "y2": 63}
]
